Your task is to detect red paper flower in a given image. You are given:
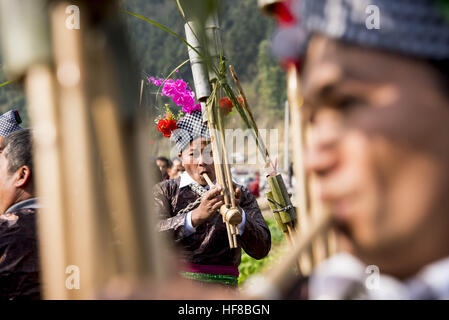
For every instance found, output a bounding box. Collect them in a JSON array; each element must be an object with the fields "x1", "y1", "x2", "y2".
[
  {"x1": 156, "y1": 118, "x2": 178, "y2": 138},
  {"x1": 219, "y1": 97, "x2": 233, "y2": 116}
]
